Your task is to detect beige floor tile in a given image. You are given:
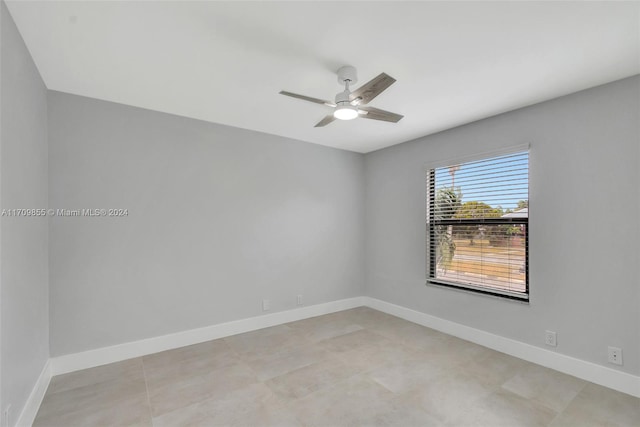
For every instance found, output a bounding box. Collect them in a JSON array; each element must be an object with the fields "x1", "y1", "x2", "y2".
[
  {"x1": 240, "y1": 344, "x2": 329, "y2": 381},
  {"x1": 291, "y1": 374, "x2": 396, "y2": 427},
  {"x1": 414, "y1": 334, "x2": 495, "y2": 369},
  {"x1": 366, "y1": 316, "x2": 447, "y2": 346},
  {"x1": 152, "y1": 382, "x2": 282, "y2": 427},
  {"x1": 302, "y1": 309, "x2": 359, "y2": 324},
  {"x1": 46, "y1": 358, "x2": 144, "y2": 395},
  {"x1": 445, "y1": 390, "x2": 556, "y2": 427},
  {"x1": 34, "y1": 371, "x2": 149, "y2": 427},
  {"x1": 501, "y1": 363, "x2": 587, "y2": 412},
  {"x1": 318, "y1": 328, "x2": 394, "y2": 353},
  {"x1": 548, "y1": 383, "x2": 640, "y2": 427},
  {"x1": 377, "y1": 395, "x2": 443, "y2": 427},
  {"x1": 368, "y1": 357, "x2": 445, "y2": 394},
  {"x1": 33, "y1": 308, "x2": 639, "y2": 427},
  {"x1": 287, "y1": 315, "x2": 364, "y2": 343},
  {"x1": 461, "y1": 348, "x2": 533, "y2": 386},
  {"x1": 335, "y1": 341, "x2": 423, "y2": 374},
  {"x1": 34, "y1": 391, "x2": 151, "y2": 427},
  {"x1": 446, "y1": 389, "x2": 557, "y2": 427},
  {"x1": 36, "y1": 372, "x2": 147, "y2": 416},
  {"x1": 399, "y1": 370, "x2": 496, "y2": 424},
  {"x1": 394, "y1": 328, "x2": 445, "y2": 352},
  {"x1": 225, "y1": 403, "x2": 302, "y2": 427},
  {"x1": 224, "y1": 324, "x2": 310, "y2": 356},
  {"x1": 337, "y1": 306, "x2": 403, "y2": 329},
  {"x1": 146, "y1": 361, "x2": 257, "y2": 417},
  {"x1": 265, "y1": 357, "x2": 359, "y2": 400},
  {"x1": 142, "y1": 339, "x2": 233, "y2": 371},
  {"x1": 143, "y1": 341, "x2": 239, "y2": 390}
]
